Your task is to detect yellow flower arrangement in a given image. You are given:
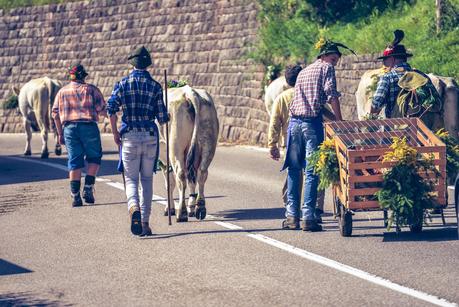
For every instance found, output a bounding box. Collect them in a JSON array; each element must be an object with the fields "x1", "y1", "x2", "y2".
[
  {"x1": 308, "y1": 138, "x2": 339, "y2": 190},
  {"x1": 382, "y1": 137, "x2": 418, "y2": 167},
  {"x1": 315, "y1": 37, "x2": 326, "y2": 50}
]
